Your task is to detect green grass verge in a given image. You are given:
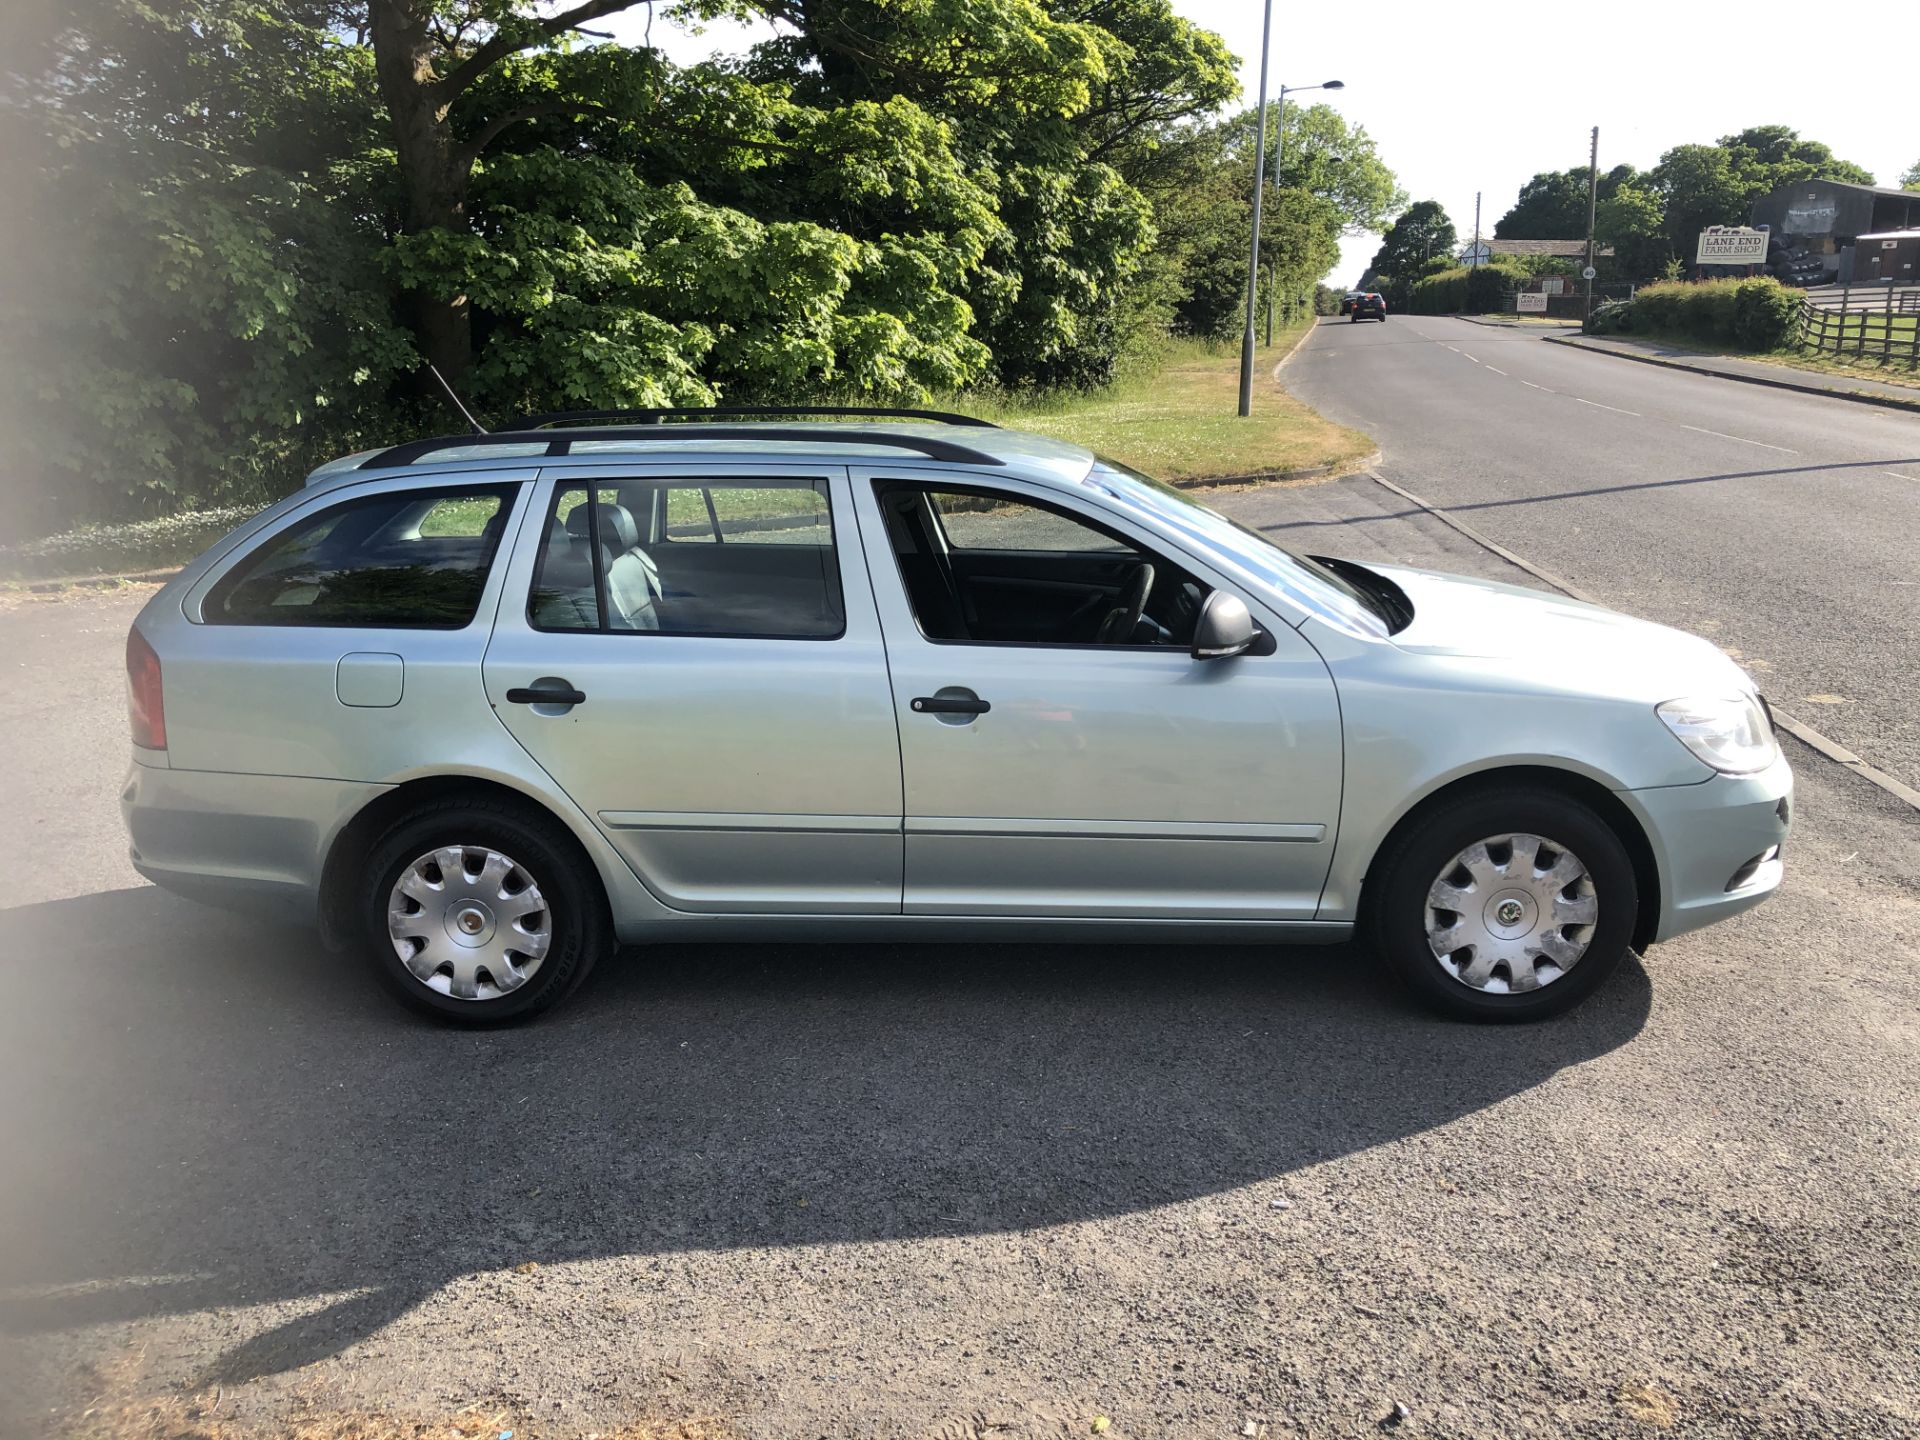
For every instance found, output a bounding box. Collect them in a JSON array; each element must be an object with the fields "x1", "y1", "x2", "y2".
[
  {"x1": 1588, "y1": 325, "x2": 1920, "y2": 393},
  {"x1": 953, "y1": 331, "x2": 1375, "y2": 482}
]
